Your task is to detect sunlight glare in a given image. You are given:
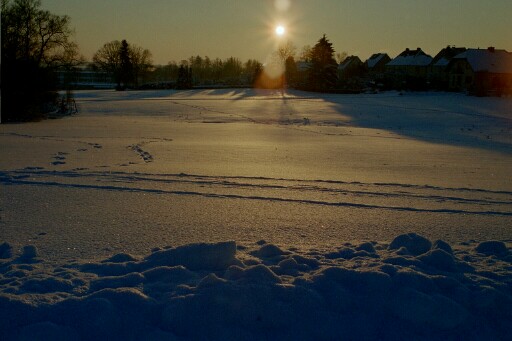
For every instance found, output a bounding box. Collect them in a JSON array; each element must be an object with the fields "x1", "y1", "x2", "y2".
[{"x1": 275, "y1": 25, "x2": 285, "y2": 36}]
